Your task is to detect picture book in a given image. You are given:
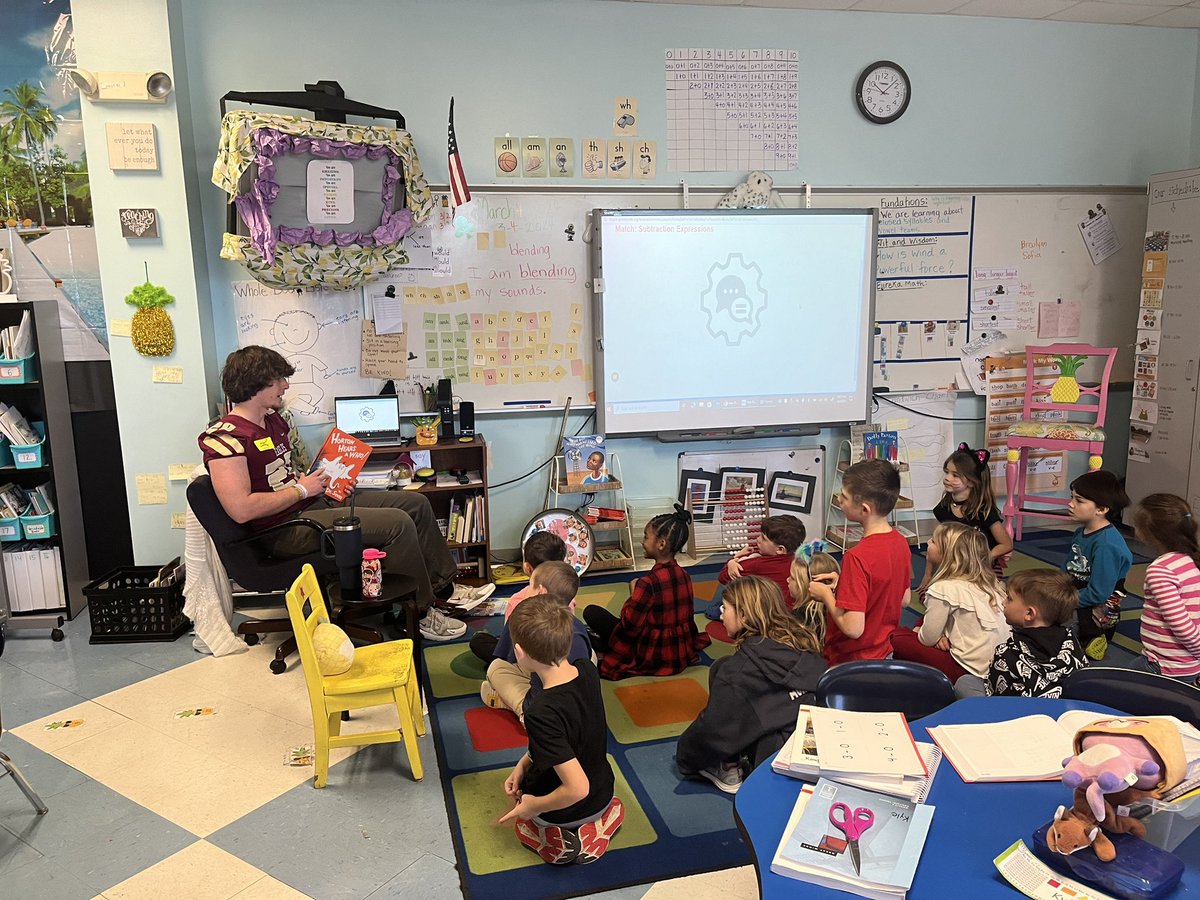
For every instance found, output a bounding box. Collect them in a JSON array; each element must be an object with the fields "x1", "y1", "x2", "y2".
[
  {"x1": 562, "y1": 434, "x2": 610, "y2": 486},
  {"x1": 771, "y1": 778, "x2": 935, "y2": 899},
  {"x1": 862, "y1": 430, "x2": 899, "y2": 464},
  {"x1": 806, "y1": 706, "x2": 927, "y2": 779},
  {"x1": 310, "y1": 428, "x2": 373, "y2": 502}
]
